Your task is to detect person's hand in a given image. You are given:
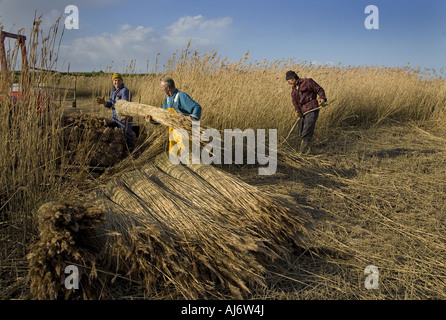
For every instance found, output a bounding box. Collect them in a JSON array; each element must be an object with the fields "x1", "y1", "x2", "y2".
[
  {"x1": 295, "y1": 110, "x2": 303, "y2": 118},
  {"x1": 146, "y1": 115, "x2": 160, "y2": 125},
  {"x1": 96, "y1": 97, "x2": 106, "y2": 105},
  {"x1": 318, "y1": 99, "x2": 326, "y2": 107}
]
